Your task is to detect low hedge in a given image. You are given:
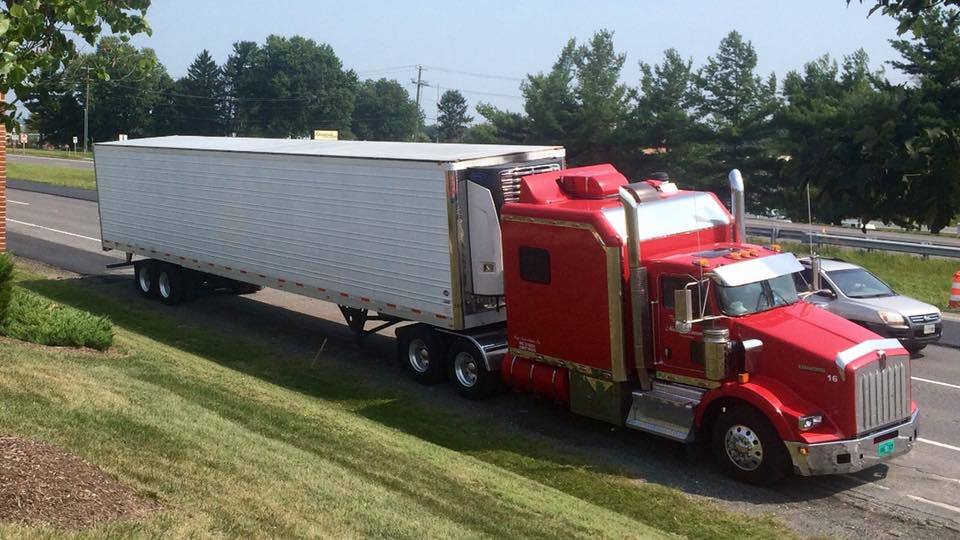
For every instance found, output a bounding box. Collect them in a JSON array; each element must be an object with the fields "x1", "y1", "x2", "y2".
[{"x1": 1, "y1": 288, "x2": 113, "y2": 351}]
